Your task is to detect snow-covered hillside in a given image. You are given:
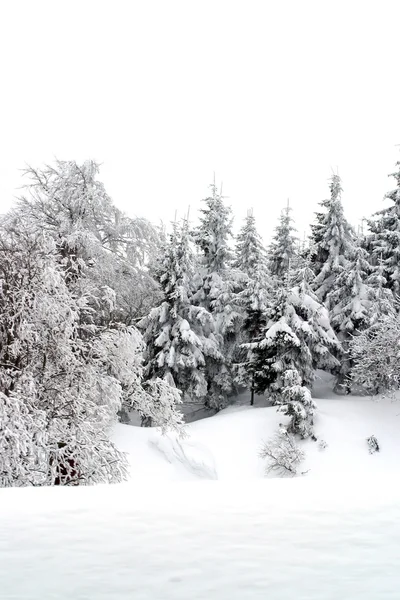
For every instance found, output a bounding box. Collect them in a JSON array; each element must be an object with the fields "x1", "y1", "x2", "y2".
[
  {"x1": 2, "y1": 375, "x2": 400, "y2": 599},
  {"x1": 114, "y1": 373, "x2": 400, "y2": 482}
]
